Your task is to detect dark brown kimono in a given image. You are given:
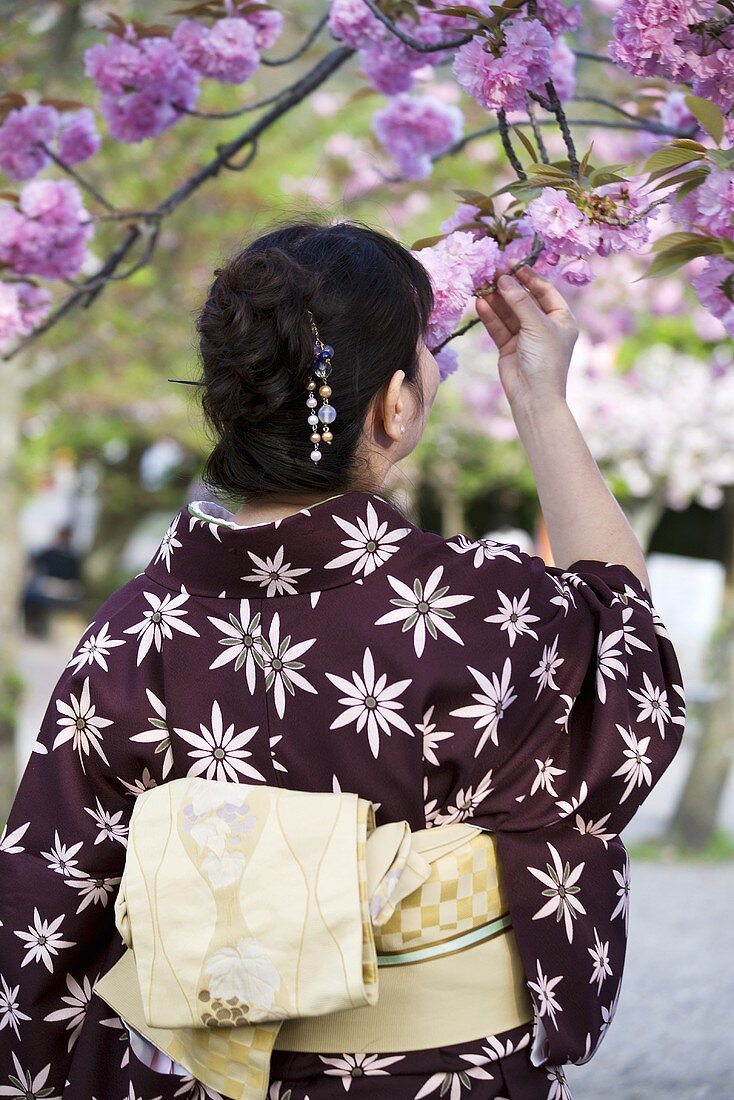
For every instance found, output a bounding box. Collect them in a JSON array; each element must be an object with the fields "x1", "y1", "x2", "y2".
[{"x1": 0, "y1": 489, "x2": 686, "y2": 1100}]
